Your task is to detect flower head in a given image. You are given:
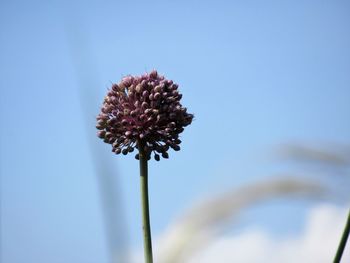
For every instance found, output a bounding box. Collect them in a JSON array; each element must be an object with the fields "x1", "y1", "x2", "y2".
[{"x1": 96, "y1": 70, "x2": 193, "y2": 160}]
